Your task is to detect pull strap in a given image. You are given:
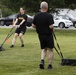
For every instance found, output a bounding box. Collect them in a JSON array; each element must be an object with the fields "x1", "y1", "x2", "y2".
[{"x1": 52, "y1": 32, "x2": 64, "y2": 59}]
